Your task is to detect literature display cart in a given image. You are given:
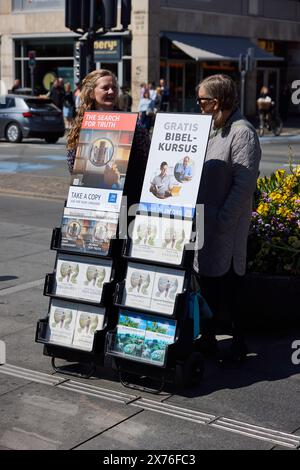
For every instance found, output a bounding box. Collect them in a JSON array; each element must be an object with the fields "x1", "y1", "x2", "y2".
[
  {"x1": 35, "y1": 112, "x2": 138, "y2": 378},
  {"x1": 106, "y1": 112, "x2": 212, "y2": 391}
]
